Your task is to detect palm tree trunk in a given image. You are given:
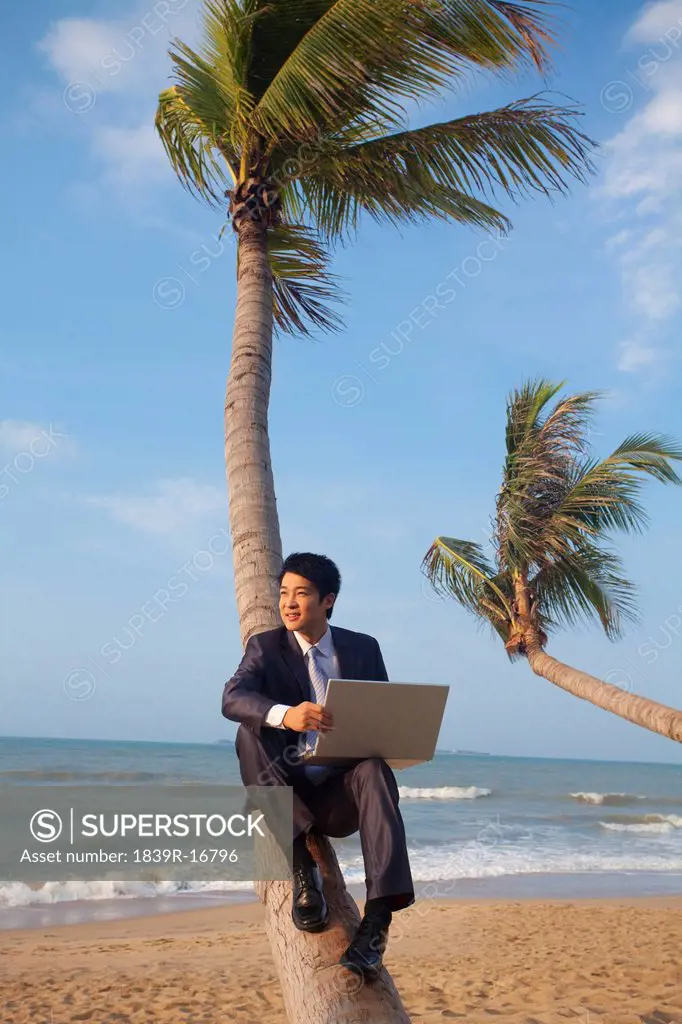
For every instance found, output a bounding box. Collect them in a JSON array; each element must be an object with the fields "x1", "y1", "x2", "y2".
[
  {"x1": 225, "y1": 217, "x2": 282, "y2": 645},
  {"x1": 525, "y1": 634, "x2": 682, "y2": 742},
  {"x1": 256, "y1": 835, "x2": 411, "y2": 1024},
  {"x1": 226, "y1": 216, "x2": 411, "y2": 1022}
]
